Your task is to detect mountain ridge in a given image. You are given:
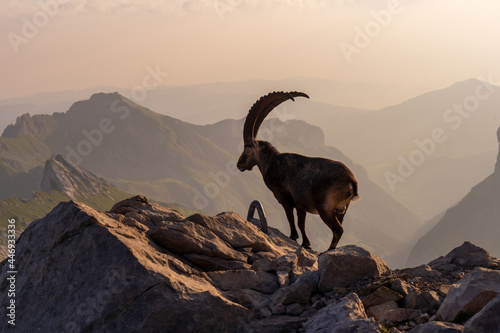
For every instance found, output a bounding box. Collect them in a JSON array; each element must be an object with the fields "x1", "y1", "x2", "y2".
[{"x1": 0, "y1": 92, "x2": 420, "y2": 267}]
